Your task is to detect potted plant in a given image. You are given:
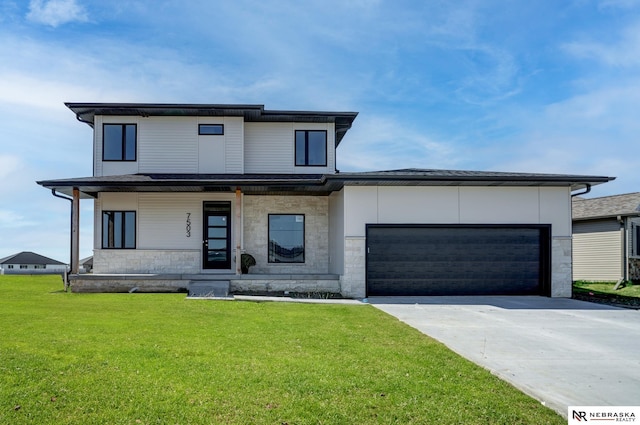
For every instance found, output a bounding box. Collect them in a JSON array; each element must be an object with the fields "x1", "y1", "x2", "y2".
[{"x1": 241, "y1": 253, "x2": 256, "y2": 274}]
